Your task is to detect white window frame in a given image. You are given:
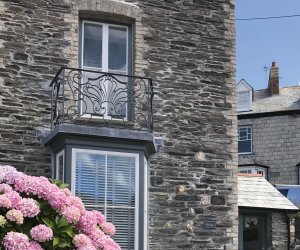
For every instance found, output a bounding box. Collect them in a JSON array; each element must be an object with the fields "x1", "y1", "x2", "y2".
[
  {"x1": 238, "y1": 126, "x2": 252, "y2": 155},
  {"x1": 71, "y1": 148, "x2": 143, "y2": 250},
  {"x1": 56, "y1": 150, "x2": 65, "y2": 182},
  {"x1": 238, "y1": 166, "x2": 266, "y2": 178},
  {"x1": 80, "y1": 20, "x2": 129, "y2": 120}
]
